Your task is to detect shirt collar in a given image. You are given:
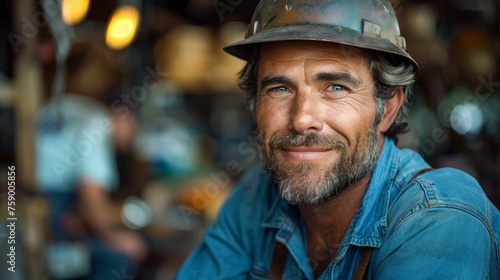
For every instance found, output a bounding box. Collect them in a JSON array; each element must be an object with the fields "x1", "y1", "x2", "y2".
[{"x1": 345, "y1": 137, "x2": 398, "y2": 248}]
